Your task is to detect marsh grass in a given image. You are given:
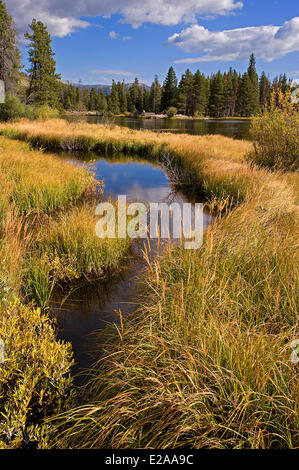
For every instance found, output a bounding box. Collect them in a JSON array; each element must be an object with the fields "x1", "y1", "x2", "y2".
[
  {"x1": 57, "y1": 178, "x2": 298, "y2": 449},
  {"x1": 1, "y1": 119, "x2": 298, "y2": 449},
  {"x1": 0, "y1": 137, "x2": 97, "y2": 225},
  {"x1": 0, "y1": 119, "x2": 253, "y2": 207},
  {"x1": 25, "y1": 204, "x2": 131, "y2": 307},
  {"x1": 0, "y1": 134, "x2": 132, "y2": 447}
]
